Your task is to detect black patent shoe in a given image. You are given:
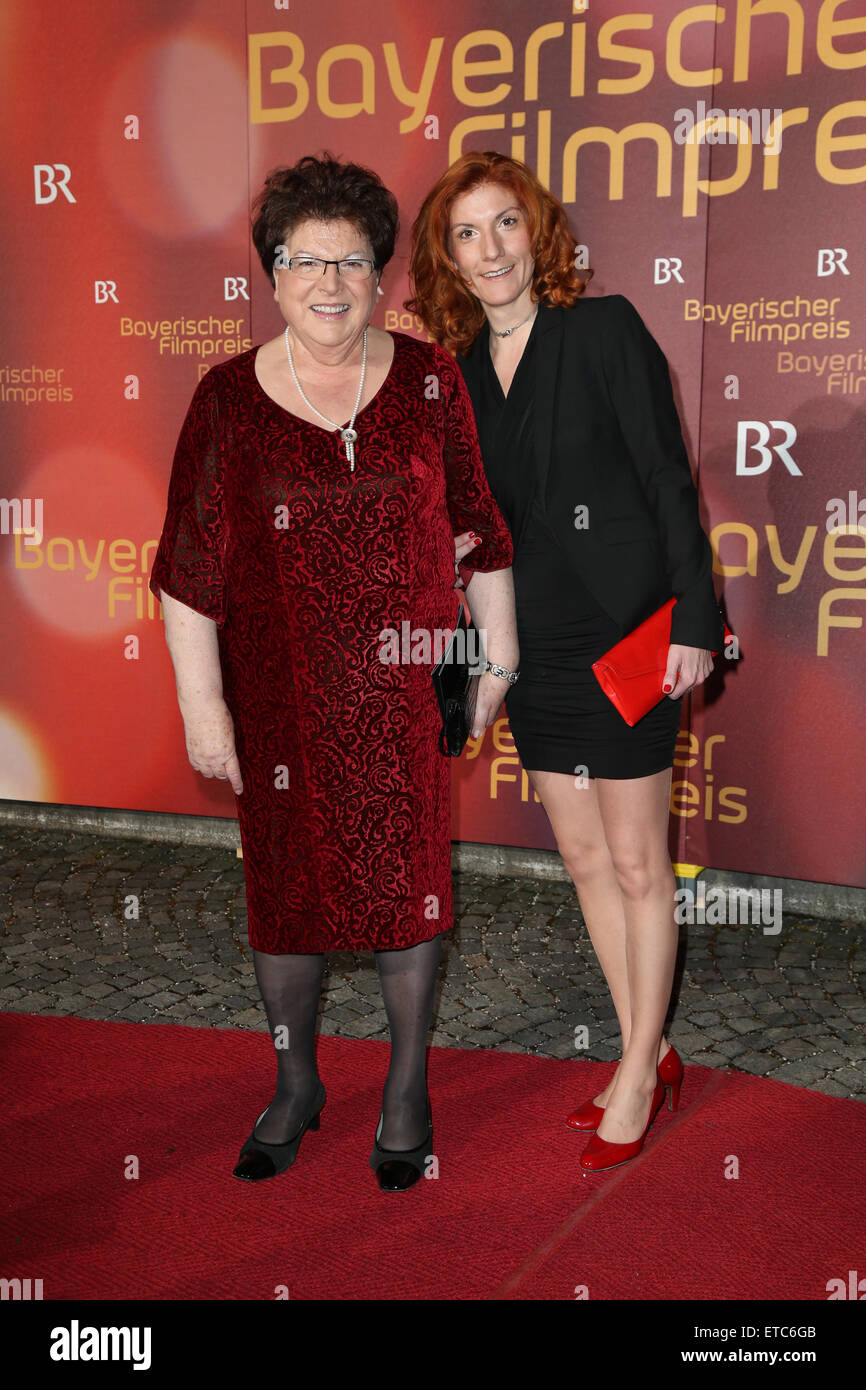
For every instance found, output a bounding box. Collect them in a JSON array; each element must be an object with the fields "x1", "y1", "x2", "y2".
[
  {"x1": 232, "y1": 1082, "x2": 326, "y2": 1182},
  {"x1": 369, "y1": 1102, "x2": 433, "y2": 1192}
]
